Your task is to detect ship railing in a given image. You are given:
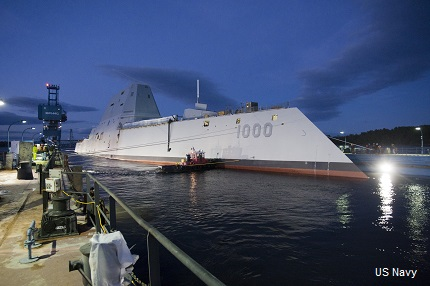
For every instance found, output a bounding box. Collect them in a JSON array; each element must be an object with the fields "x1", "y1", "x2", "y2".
[{"x1": 62, "y1": 168, "x2": 225, "y2": 286}]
